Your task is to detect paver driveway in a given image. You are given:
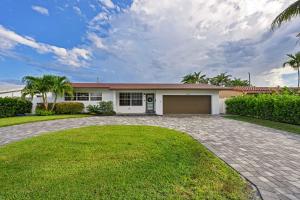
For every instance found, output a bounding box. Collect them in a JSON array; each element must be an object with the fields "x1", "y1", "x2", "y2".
[{"x1": 1, "y1": 115, "x2": 300, "y2": 200}]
